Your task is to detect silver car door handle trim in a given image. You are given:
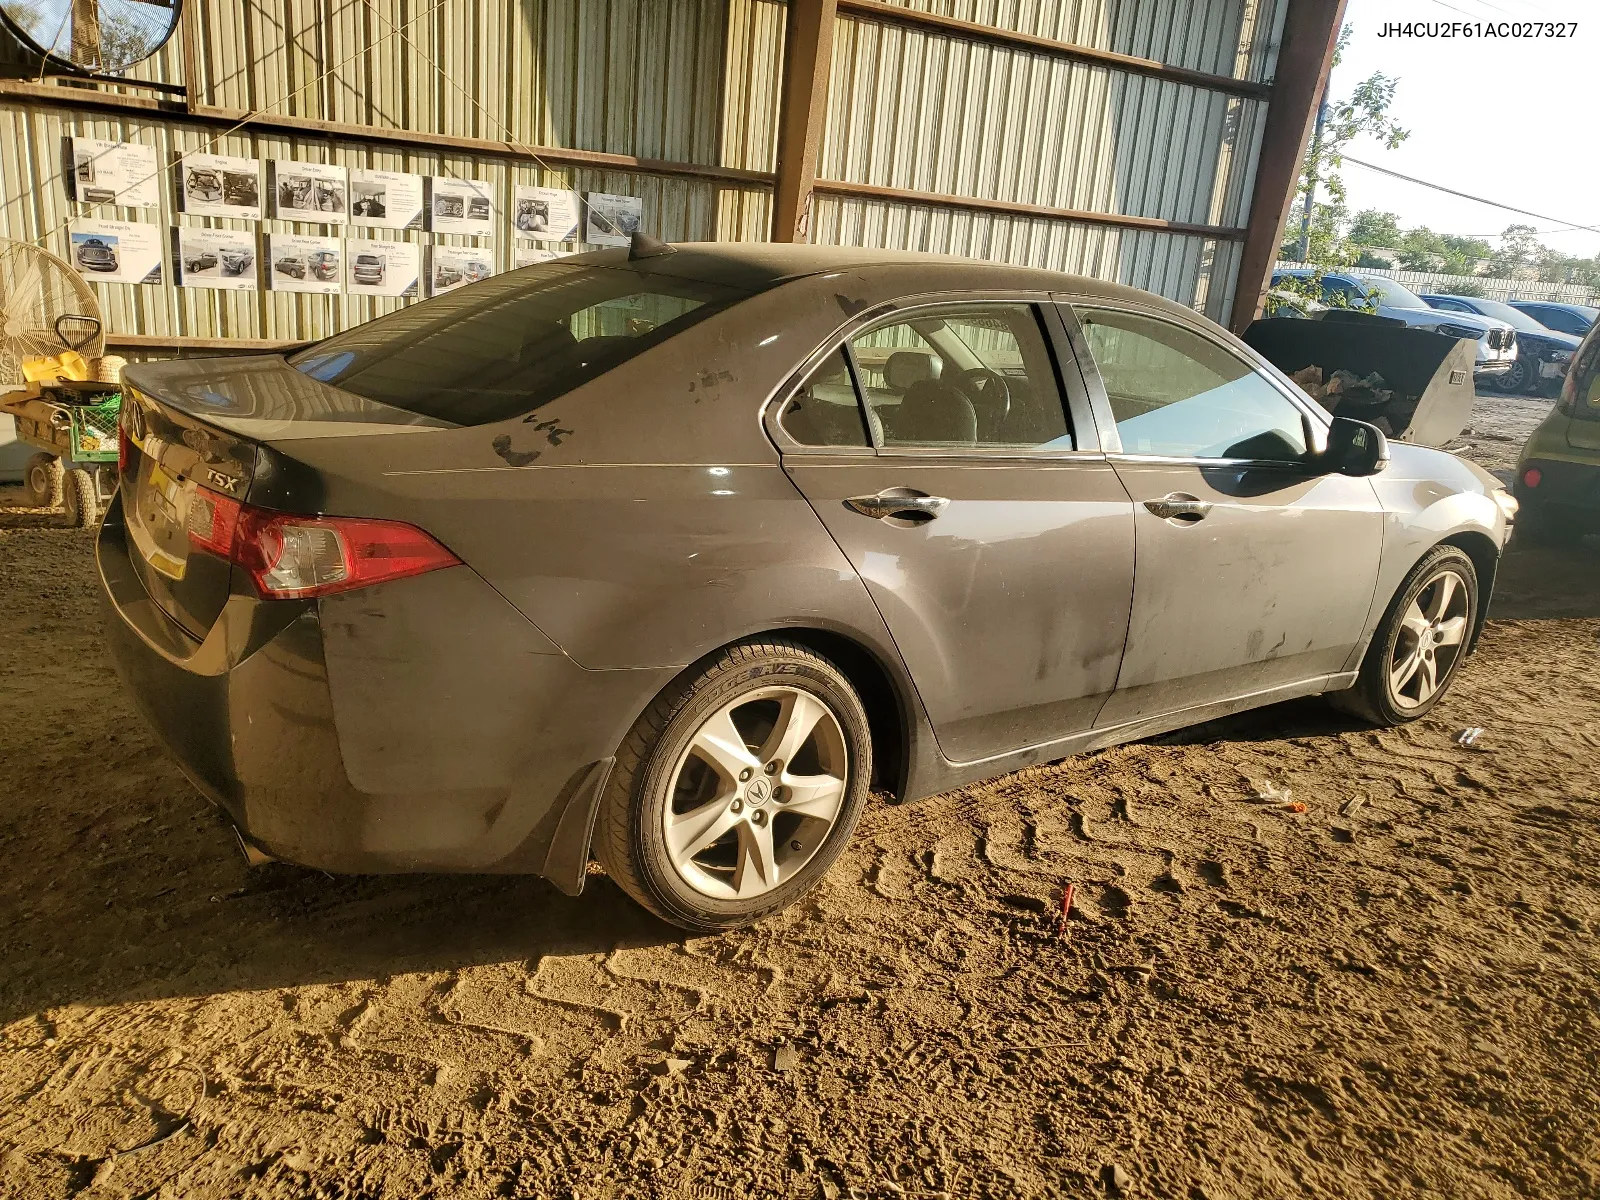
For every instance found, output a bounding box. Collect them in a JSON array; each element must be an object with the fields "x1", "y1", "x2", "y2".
[
  {"x1": 1143, "y1": 494, "x2": 1212, "y2": 522},
  {"x1": 845, "y1": 493, "x2": 951, "y2": 520}
]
